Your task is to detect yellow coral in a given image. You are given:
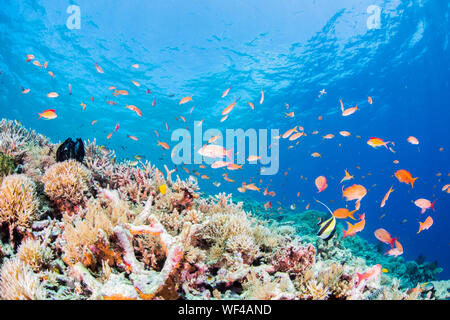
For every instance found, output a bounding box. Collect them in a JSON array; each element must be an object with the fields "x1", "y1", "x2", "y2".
[
  {"x1": 0, "y1": 174, "x2": 38, "y2": 238},
  {"x1": 16, "y1": 238, "x2": 54, "y2": 272},
  {"x1": 42, "y1": 160, "x2": 91, "y2": 211},
  {"x1": 0, "y1": 258, "x2": 46, "y2": 300}
]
